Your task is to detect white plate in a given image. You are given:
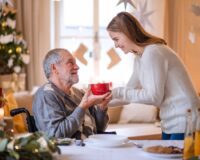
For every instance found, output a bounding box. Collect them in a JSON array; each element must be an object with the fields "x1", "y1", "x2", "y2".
[
  {"x1": 143, "y1": 147, "x2": 183, "y2": 158},
  {"x1": 143, "y1": 152, "x2": 182, "y2": 158},
  {"x1": 85, "y1": 134, "x2": 128, "y2": 148}
]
